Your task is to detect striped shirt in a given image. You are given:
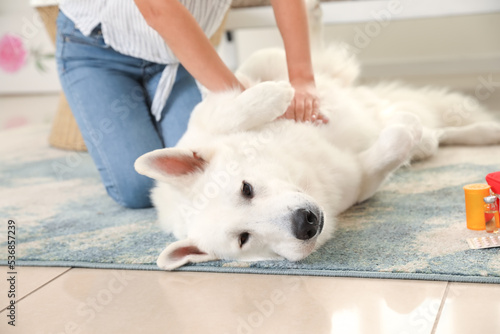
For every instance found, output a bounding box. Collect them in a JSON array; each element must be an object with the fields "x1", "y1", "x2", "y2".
[{"x1": 60, "y1": 0, "x2": 232, "y2": 121}]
